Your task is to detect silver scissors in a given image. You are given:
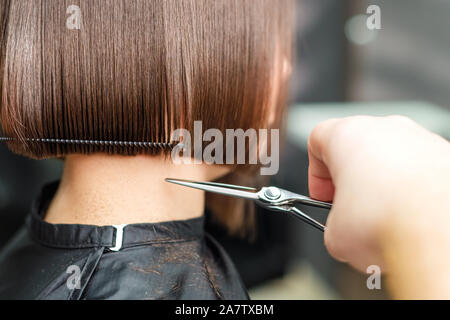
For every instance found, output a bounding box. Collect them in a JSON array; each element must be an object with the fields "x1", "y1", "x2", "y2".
[{"x1": 165, "y1": 178, "x2": 332, "y2": 232}]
